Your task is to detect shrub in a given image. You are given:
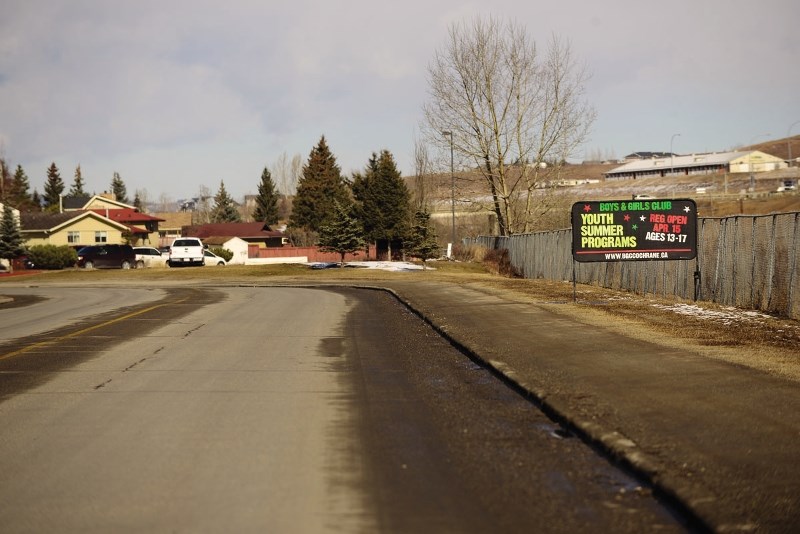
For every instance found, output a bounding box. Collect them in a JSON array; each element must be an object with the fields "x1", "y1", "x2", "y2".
[
  {"x1": 453, "y1": 244, "x2": 486, "y2": 262},
  {"x1": 482, "y1": 247, "x2": 520, "y2": 278},
  {"x1": 27, "y1": 244, "x2": 78, "y2": 270},
  {"x1": 210, "y1": 247, "x2": 234, "y2": 262},
  {"x1": 285, "y1": 227, "x2": 319, "y2": 247}
]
